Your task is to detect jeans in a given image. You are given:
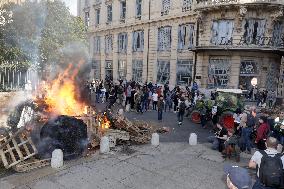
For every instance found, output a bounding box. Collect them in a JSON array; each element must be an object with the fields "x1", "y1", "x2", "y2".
[
  {"x1": 136, "y1": 102, "x2": 142, "y2": 113},
  {"x1": 252, "y1": 178, "x2": 277, "y2": 189},
  {"x1": 280, "y1": 136, "x2": 284, "y2": 145},
  {"x1": 158, "y1": 109, "x2": 163, "y2": 120},
  {"x1": 207, "y1": 136, "x2": 219, "y2": 150},
  {"x1": 177, "y1": 111, "x2": 185, "y2": 123},
  {"x1": 242, "y1": 127, "x2": 253, "y2": 152},
  {"x1": 141, "y1": 100, "x2": 148, "y2": 112},
  {"x1": 96, "y1": 93, "x2": 100, "y2": 103},
  {"x1": 165, "y1": 101, "x2": 172, "y2": 112},
  {"x1": 153, "y1": 101, "x2": 157, "y2": 110},
  {"x1": 201, "y1": 114, "x2": 207, "y2": 127},
  {"x1": 125, "y1": 97, "x2": 131, "y2": 105}
]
